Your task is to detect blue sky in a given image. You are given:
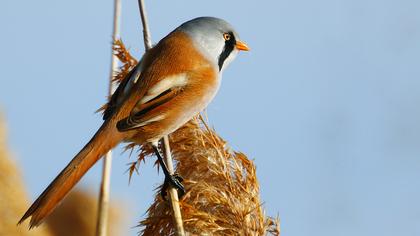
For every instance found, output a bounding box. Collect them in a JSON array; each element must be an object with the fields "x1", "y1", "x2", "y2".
[{"x1": 2, "y1": 0, "x2": 420, "y2": 235}]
